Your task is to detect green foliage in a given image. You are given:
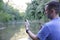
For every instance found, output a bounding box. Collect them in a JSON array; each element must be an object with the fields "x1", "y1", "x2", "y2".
[
  {"x1": 25, "y1": 1, "x2": 39, "y2": 20},
  {"x1": 25, "y1": 0, "x2": 50, "y2": 20},
  {"x1": 0, "y1": 0, "x2": 12, "y2": 22},
  {"x1": 3, "y1": 4, "x2": 23, "y2": 21},
  {"x1": 0, "y1": 0, "x2": 3, "y2": 10},
  {"x1": 0, "y1": 11, "x2": 12, "y2": 22},
  {"x1": 0, "y1": 0, "x2": 24, "y2": 22}
]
